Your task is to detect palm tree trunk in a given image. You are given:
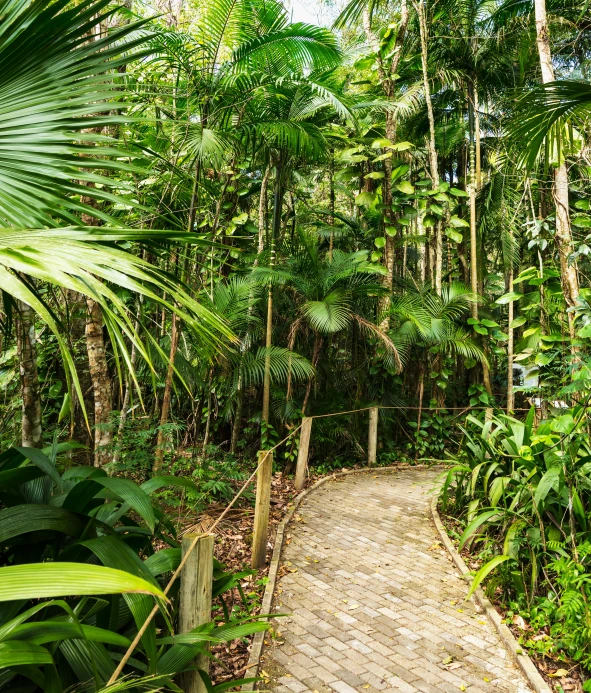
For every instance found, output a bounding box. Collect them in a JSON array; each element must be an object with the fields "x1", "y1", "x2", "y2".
[
  {"x1": 230, "y1": 370, "x2": 244, "y2": 454},
  {"x1": 329, "y1": 151, "x2": 335, "y2": 259},
  {"x1": 67, "y1": 291, "x2": 94, "y2": 464},
  {"x1": 153, "y1": 312, "x2": 179, "y2": 473},
  {"x1": 301, "y1": 333, "x2": 322, "y2": 416},
  {"x1": 415, "y1": 0, "x2": 441, "y2": 294},
  {"x1": 262, "y1": 160, "x2": 283, "y2": 431},
  {"x1": 507, "y1": 266, "x2": 515, "y2": 413},
  {"x1": 85, "y1": 298, "x2": 112, "y2": 467},
  {"x1": 534, "y1": 0, "x2": 579, "y2": 338},
  {"x1": 15, "y1": 301, "x2": 42, "y2": 448},
  {"x1": 112, "y1": 335, "x2": 138, "y2": 466},
  {"x1": 363, "y1": 1, "x2": 408, "y2": 322},
  {"x1": 202, "y1": 368, "x2": 214, "y2": 455},
  {"x1": 257, "y1": 164, "x2": 271, "y2": 259}
]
